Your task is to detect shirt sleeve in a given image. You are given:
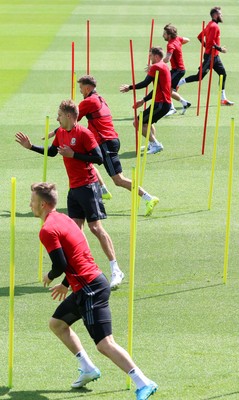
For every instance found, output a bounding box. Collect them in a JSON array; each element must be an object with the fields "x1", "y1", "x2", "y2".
[
  {"x1": 39, "y1": 227, "x2": 61, "y2": 254},
  {"x1": 167, "y1": 42, "x2": 175, "y2": 54},
  {"x1": 129, "y1": 75, "x2": 153, "y2": 90},
  {"x1": 47, "y1": 247, "x2": 68, "y2": 280},
  {"x1": 78, "y1": 100, "x2": 89, "y2": 121}
]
